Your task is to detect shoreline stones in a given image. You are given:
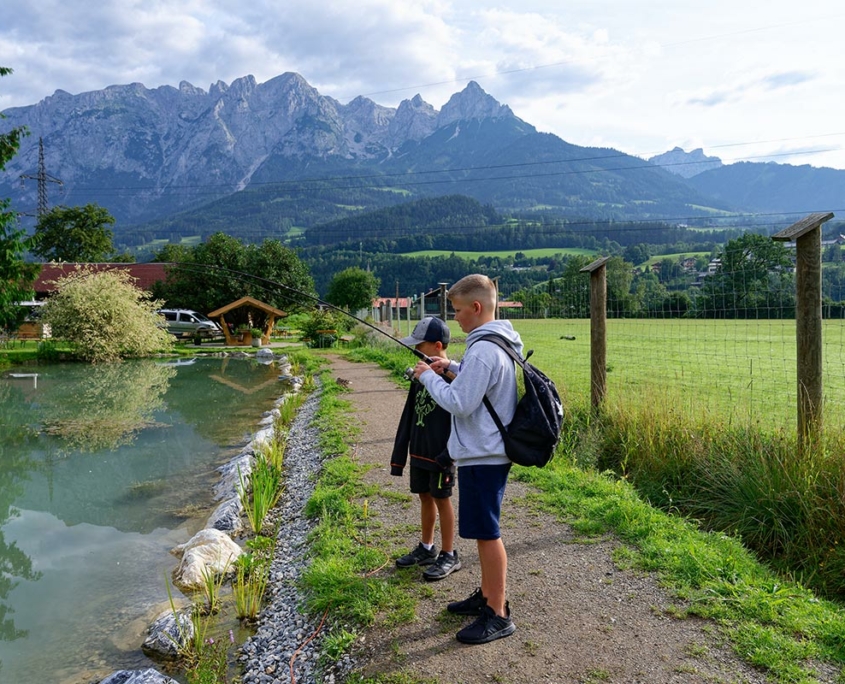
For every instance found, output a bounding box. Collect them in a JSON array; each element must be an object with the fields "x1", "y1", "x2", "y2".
[
  {"x1": 170, "y1": 528, "x2": 244, "y2": 589},
  {"x1": 98, "y1": 354, "x2": 322, "y2": 683}
]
